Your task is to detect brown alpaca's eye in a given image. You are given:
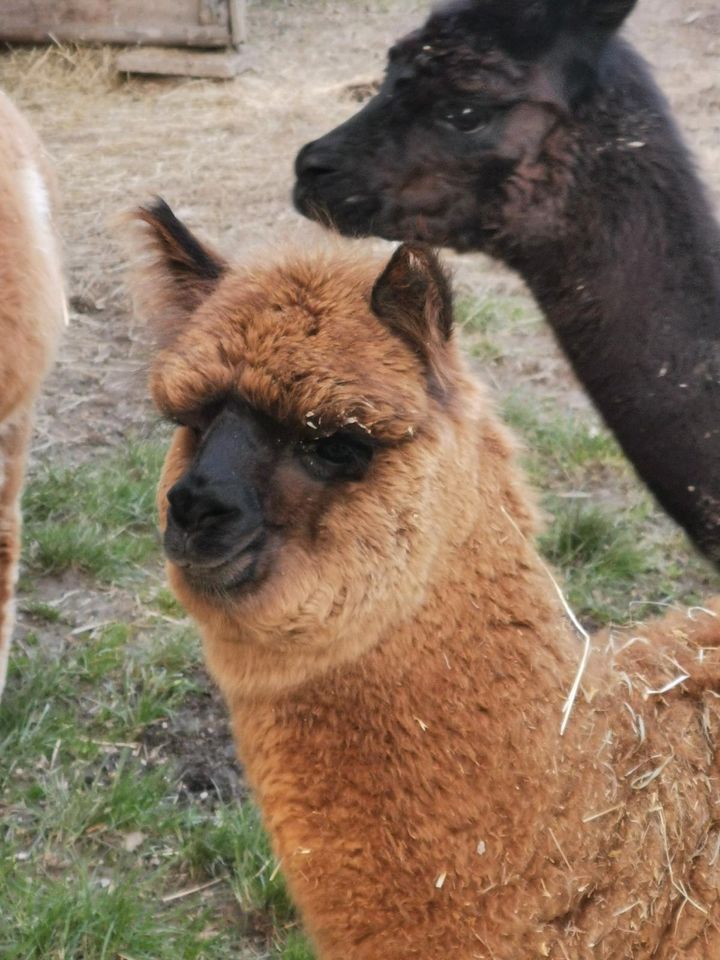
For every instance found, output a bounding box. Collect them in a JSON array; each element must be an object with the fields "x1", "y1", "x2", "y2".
[{"x1": 299, "y1": 432, "x2": 374, "y2": 481}]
